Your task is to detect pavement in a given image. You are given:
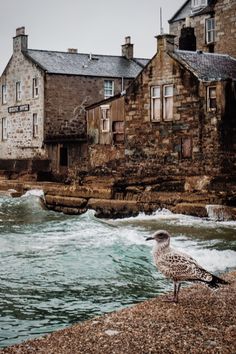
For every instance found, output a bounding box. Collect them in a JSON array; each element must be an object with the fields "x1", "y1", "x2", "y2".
[{"x1": 1, "y1": 271, "x2": 235, "y2": 354}]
